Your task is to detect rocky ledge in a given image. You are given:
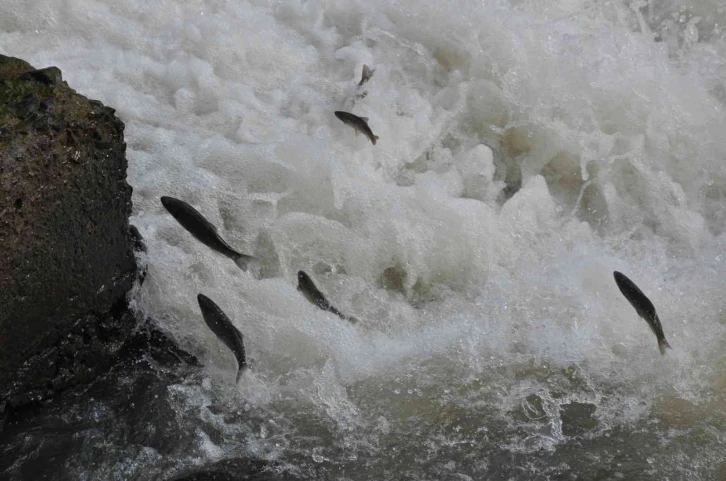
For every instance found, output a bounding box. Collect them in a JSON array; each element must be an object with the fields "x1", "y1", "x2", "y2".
[
  {"x1": 0, "y1": 54, "x2": 190, "y2": 411},
  {"x1": 0, "y1": 55, "x2": 294, "y2": 481}
]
